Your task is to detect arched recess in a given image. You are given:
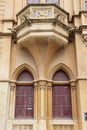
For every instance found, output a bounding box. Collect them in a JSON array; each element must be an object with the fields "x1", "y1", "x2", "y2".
[
  {"x1": 9, "y1": 64, "x2": 38, "y2": 120},
  {"x1": 49, "y1": 63, "x2": 75, "y2": 80},
  {"x1": 11, "y1": 63, "x2": 37, "y2": 80}
]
